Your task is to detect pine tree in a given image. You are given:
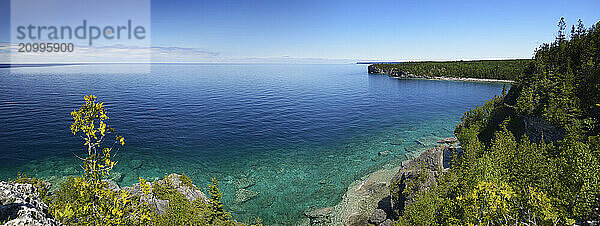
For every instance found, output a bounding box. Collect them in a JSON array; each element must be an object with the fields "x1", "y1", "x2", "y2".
[{"x1": 557, "y1": 17, "x2": 567, "y2": 42}]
